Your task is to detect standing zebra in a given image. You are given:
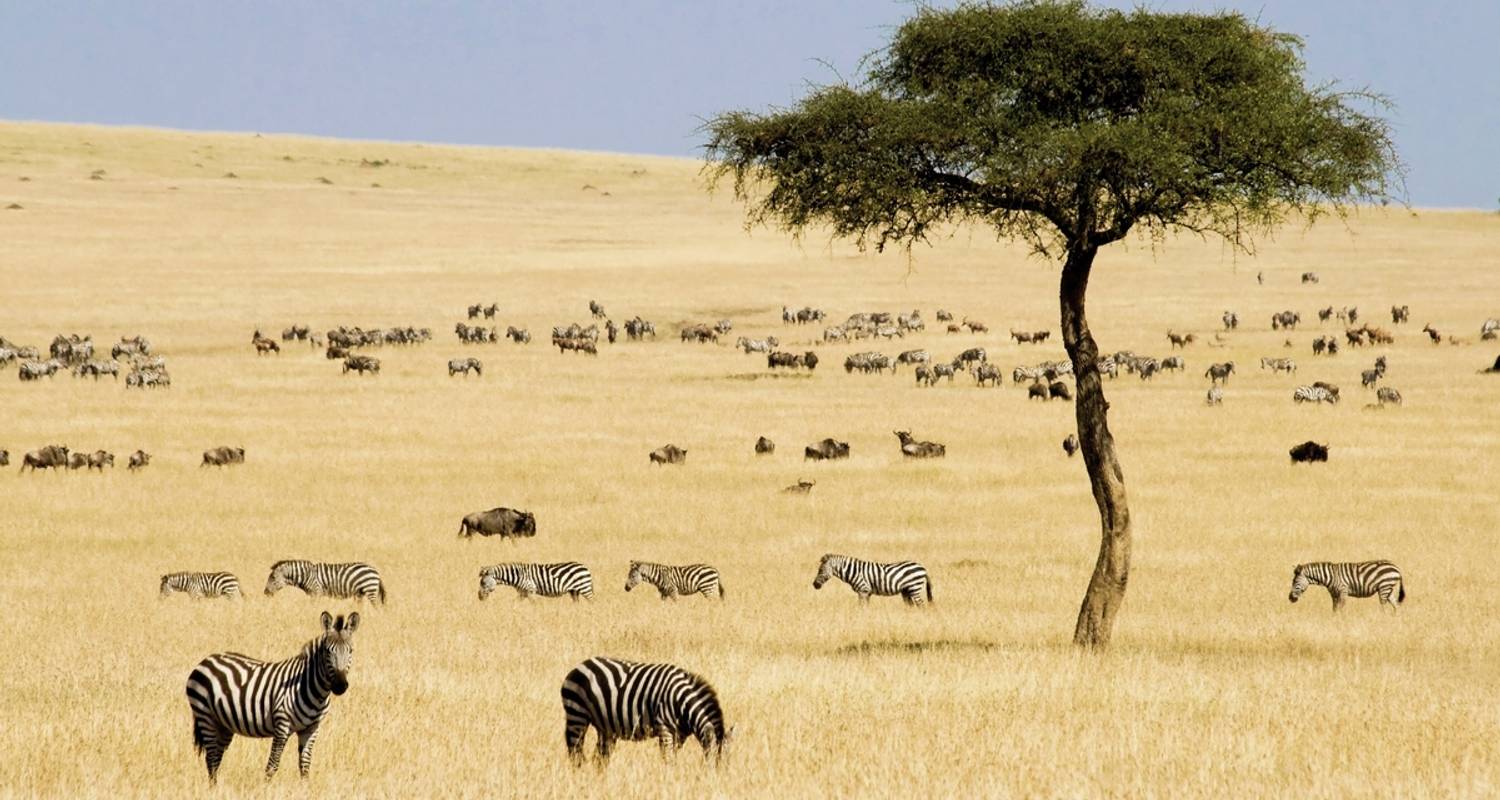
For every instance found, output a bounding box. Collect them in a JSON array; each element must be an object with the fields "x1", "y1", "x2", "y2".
[
  {"x1": 1289, "y1": 561, "x2": 1406, "y2": 612},
  {"x1": 624, "y1": 561, "x2": 724, "y2": 600},
  {"x1": 161, "y1": 571, "x2": 242, "y2": 599},
  {"x1": 264, "y1": 560, "x2": 386, "y2": 604},
  {"x1": 185, "y1": 611, "x2": 360, "y2": 782},
  {"x1": 812, "y1": 553, "x2": 931, "y2": 605},
  {"x1": 478, "y1": 562, "x2": 594, "y2": 601},
  {"x1": 560, "y1": 656, "x2": 729, "y2": 765}
]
